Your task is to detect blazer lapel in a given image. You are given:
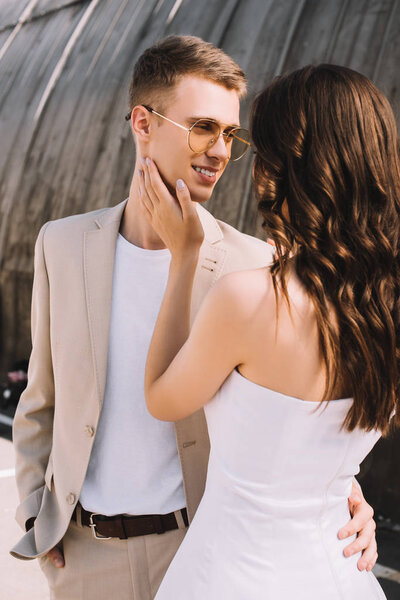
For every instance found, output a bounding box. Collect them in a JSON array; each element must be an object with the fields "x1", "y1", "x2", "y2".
[
  {"x1": 83, "y1": 199, "x2": 128, "y2": 409},
  {"x1": 190, "y1": 204, "x2": 227, "y2": 324}
]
